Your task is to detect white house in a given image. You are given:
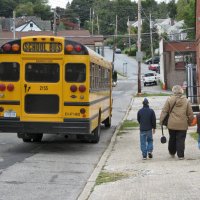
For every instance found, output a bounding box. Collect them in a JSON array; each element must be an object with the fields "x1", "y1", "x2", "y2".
[{"x1": 15, "y1": 20, "x2": 42, "y2": 32}]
